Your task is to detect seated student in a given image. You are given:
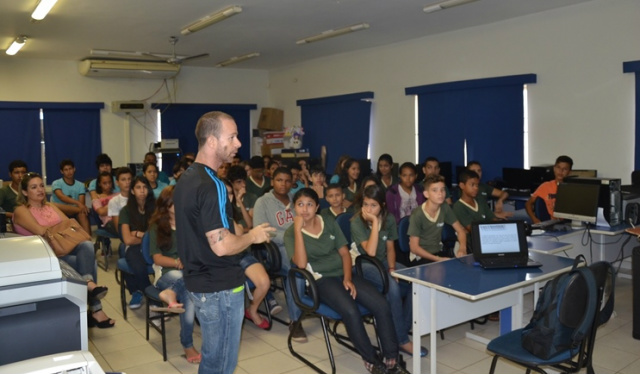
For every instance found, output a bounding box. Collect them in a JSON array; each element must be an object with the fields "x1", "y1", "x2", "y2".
[
  {"x1": 309, "y1": 165, "x2": 328, "y2": 209},
  {"x1": 108, "y1": 167, "x2": 132, "y2": 230},
  {"x1": 466, "y1": 161, "x2": 512, "y2": 219},
  {"x1": 408, "y1": 174, "x2": 467, "y2": 265},
  {"x1": 91, "y1": 171, "x2": 118, "y2": 236},
  {"x1": 289, "y1": 163, "x2": 307, "y2": 196},
  {"x1": 453, "y1": 170, "x2": 500, "y2": 246},
  {"x1": 227, "y1": 165, "x2": 258, "y2": 221},
  {"x1": 0, "y1": 159, "x2": 27, "y2": 219},
  {"x1": 422, "y1": 157, "x2": 453, "y2": 205},
  {"x1": 297, "y1": 159, "x2": 311, "y2": 187},
  {"x1": 329, "y1": 154, "x2": 351, "y2": 184},
  {"x1": 252, "y1": 167, "x2": 306, "y2": 342},
  {"x1": 351, "y1": 184, "x2": 427, "y2": 358},
  {"x1": 353, "y1": 175, "x2": 384, "y2": 211},
  {"x1": 143, "y1": 152, "x2": 170, "y2": 185},
  {"x1": 217, "y1": 162, "x2": 231, "y2": 180},
  {"x1": 231, "y1": 154, "x2": 242, "y2": 166},
  {"x1": 246, "y1": 156, "x2": 271, "y2": 198},
  {"x1": 222, "y1": 179, "x2": 271, "y2": 329},
  {"x1": 88, "y1": 154, "x2": 119, "y2": 200},
  {"x1": 525, "y1": 155, "x2": 573, "y2": 224},
  {"x1": 119, "y1": 176, "x2": 156, "y2": 310},
  {"x1": 266, "y1": 160, "x2": 280, "y2": 179},
  {"x1": 376, "y1": 154, "x2": 398, "y2": 192},
  {"x1": 147, "y1": 185, "x2": 201, "y2": 364},
  {"x1": 338, "y1": 158, "x2": 361, "y2": 208},
  {"x1": 50, "y1": 159, "x2": 91, "y2": 234},
  {"x1": 143, "y1": 162, "x2": 168, "y2": 199},
  {"x1": 285, "y1": 188, "x2": 409, "y2": 374},
  {"x1": 169, "y1": 158, "x2": 190, "y2": 186},
  {"x1": 13, "y1": 172, "x2": 115, "y2": 328},
  {"x1": 320, "y1": 183, "x2": 351, "y2": 221},
  {"x1": 386, "y1": 162, "x2": 426, "y2": 224}
]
